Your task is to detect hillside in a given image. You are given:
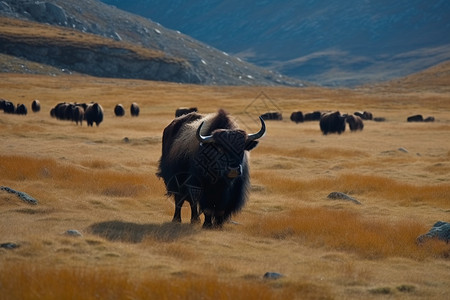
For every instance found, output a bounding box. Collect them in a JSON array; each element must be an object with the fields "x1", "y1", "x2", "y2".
[
  {"x1": 0, "y1": 73, "x2": 449, "y2": 299},
  {"x1": 0, "y1": 17, "x2": 196, "y2": 83},
  {"x1": 0, "y1": 0, "x2": 307, "y2": 86},
  {"x1": 101, "y1": 0, "x2": 450, "y2": 86}
]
